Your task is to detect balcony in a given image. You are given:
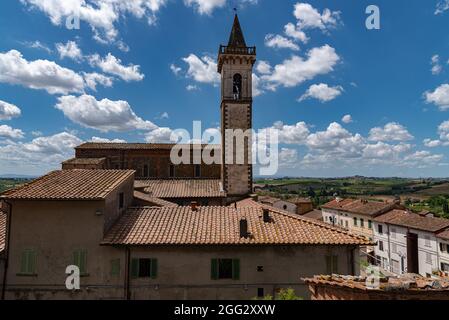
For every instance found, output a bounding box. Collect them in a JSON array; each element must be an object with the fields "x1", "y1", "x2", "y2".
[{"x1": 219, "y1": 45, "x2": 256, "y2": 56}]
